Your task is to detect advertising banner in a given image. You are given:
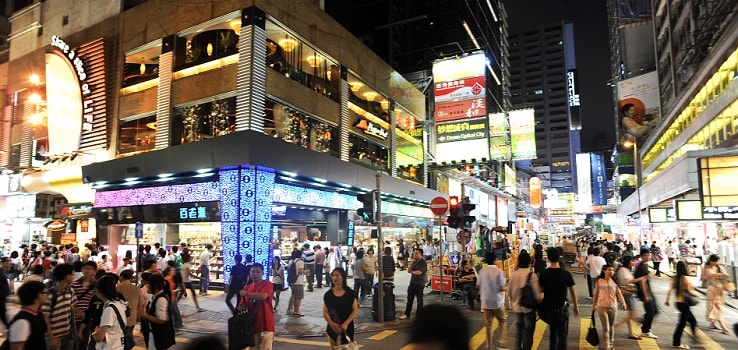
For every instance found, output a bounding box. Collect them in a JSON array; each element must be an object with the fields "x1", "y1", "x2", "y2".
[
  {"x1": 432, "y1": 53, "x2": 487, "y2": 123},
  {"x1": 509, "y1": 108, "x2": 537, "y2": 160},
  {"x1": 488, "y1": 112, "x2": 508, "y2": 161},
  {"x1": 617, "y1": 71, "x2": 661, "y2": 142},
  {"x1": 567, "y1": 69, "x2": 582, "y2": 129},
  {"x1": 434, "y1": 76, "x2": 486, "y2": 103},
  {"x1": 576, "y1": 153, "x2": 592, "y2": 208},
  {"x1": 436, "y1": 118, "x2": 488, "y2": 143},
  {"x1": 591, "y1": 153, "x2": 607, "y2": 206},
  {"x1": 435, "y1": 98, "x2": 486, "y2": 122}
]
